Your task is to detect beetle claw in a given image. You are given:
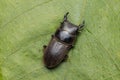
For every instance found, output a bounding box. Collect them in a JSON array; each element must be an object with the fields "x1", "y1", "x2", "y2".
[
  {"x1": 43, "y1": 45, "x2": 47, "y2": 48},
  {"x1": 51, "y1": 35, "x2": 54, "y2": 38},
  {"x1": 62, "y1": 55, "x2": 68, "y2": 62},
  {"x1": 64, "y1": 12, "x2": 69, "y2": 21},
  {"x1": 60, "y1": 22, "x2": 63, "y2": 24},
  {"x1": 71, "y1": 45, "x2": 74, "y2": 48},
  {"x1": 79, "y1": 20, "x2": 85, "y2": 30},
  {"x1": 69, "y1": 44, "x2": 74, "y2": 49},
  {"x1": 43, "y1": 45, "x2": 47, "y2": 53}
]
